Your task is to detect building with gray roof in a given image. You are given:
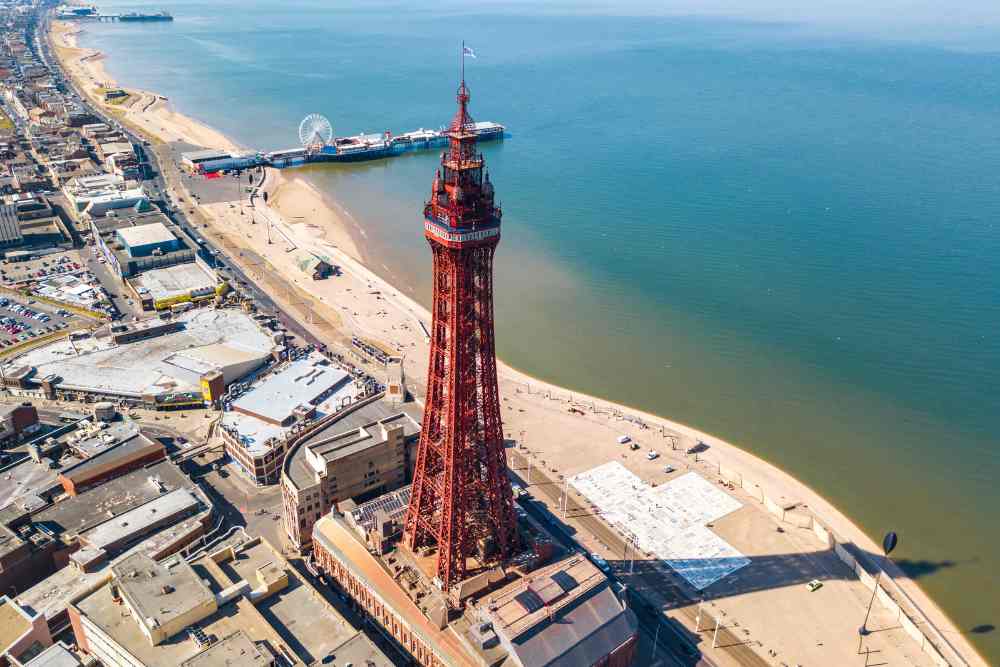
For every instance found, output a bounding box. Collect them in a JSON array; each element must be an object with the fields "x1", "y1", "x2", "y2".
[
  {"x1": 280, "y1": 394, "x2": 421, "y2": 550},
  {"x1": 68, "y1": 537, "x2": 391, "y2": 667}
]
